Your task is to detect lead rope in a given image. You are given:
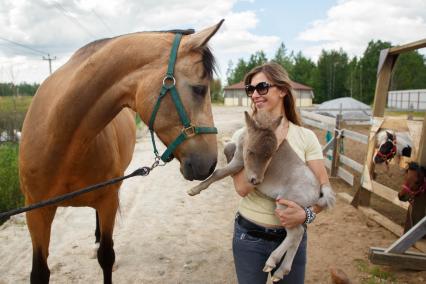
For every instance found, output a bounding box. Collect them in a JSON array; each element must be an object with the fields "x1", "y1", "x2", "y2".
[{"x1": 0, "y1": 159, "x2": 163, "y2": 222}]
